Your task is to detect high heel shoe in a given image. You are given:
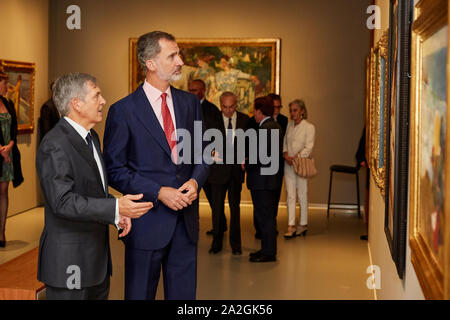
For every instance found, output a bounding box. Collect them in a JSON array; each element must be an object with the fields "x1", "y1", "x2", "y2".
[
  {"x1": 283, "y1": 226, "x2": 297, "y2": 239},
  {"x1": 0, "y1": 240, "x2": 5, "y2": 248},
  {"x1": 295, "y1": 225, "x2": 308, "y2": 237}
]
